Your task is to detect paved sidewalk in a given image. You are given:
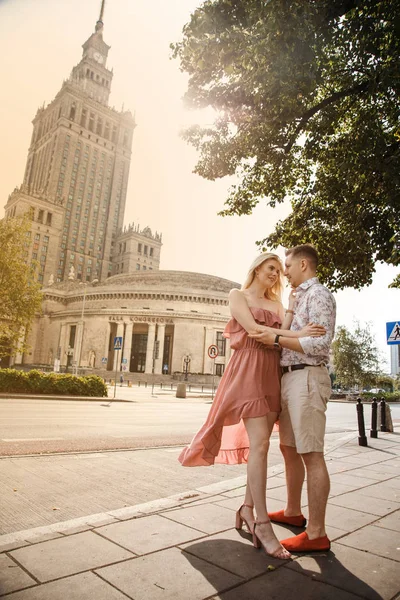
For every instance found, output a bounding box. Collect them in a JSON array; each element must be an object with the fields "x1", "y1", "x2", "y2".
[{"x1": 0, "y1": 432, "x2": 399, "y2": 599}]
